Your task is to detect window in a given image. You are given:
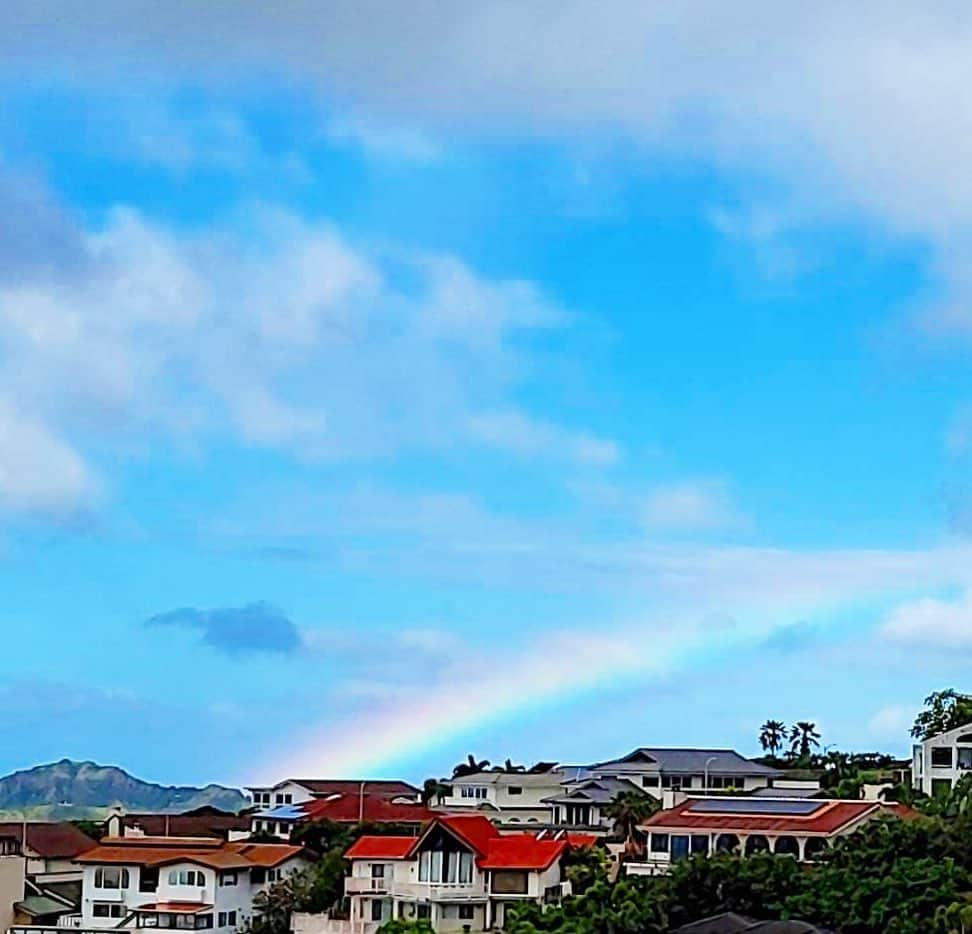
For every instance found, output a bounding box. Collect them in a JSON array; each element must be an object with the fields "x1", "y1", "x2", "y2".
[
  {"x1": 491, "y1": 870, "x2": 528, "y2": 895},
  {"x1": 168, "y1": 869, "x2": 205, "y2": 887},
  {"x1": 959, "y1": 748, "x2": 972, "y2": 770},
  {"x1": 508, "y1": 786, "x2": 522, "y2": 796},
  {"x1": 458, "y1": 906, "x2": 475, "y2": 920},
  {"x1": 932, "y1": 747, "x2": 954, "y2": 768},
  {"x1": 642, "y1": 776, "x2": 659, "y2": 788},
  {"x1": 94, "y1": 867, "x2": 130, "y2": 889},
  {"x1": 650, "y1": 833, "x2": 669, "y2": 853},
  {"x1": 251, "y1": 868, "x2": 266, "y2": 884},
  {"x1": 460, "y1": 786, "x2": 488, "y2": 799},
  {"x1": 93, "y1": 904, "x2": 126, "y2": 918},
  {"x1": 370, "y1": 901, "x2": 384, "y2": 922},
  {"x1": 371, "y1": 864, "x2": 385, "y2": 879},
  {"x1": 219, "y1": 872, "x2": 238, "y2": 887},
  {"x1": 416, "y1": 906, "x2": 430, "y2": 920},
  {"x1": 141, "y1": 868, "x2": 160, "y2": 893},
  {"x1": 708, "y1": 777, "x2": 724, "y2": 789},
  {"x1": 690, "y1": 835, "x2": 709, "y2": 855},
  {"x1": 217, "y1": 912, "x2": 237, "y2": 928}
]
